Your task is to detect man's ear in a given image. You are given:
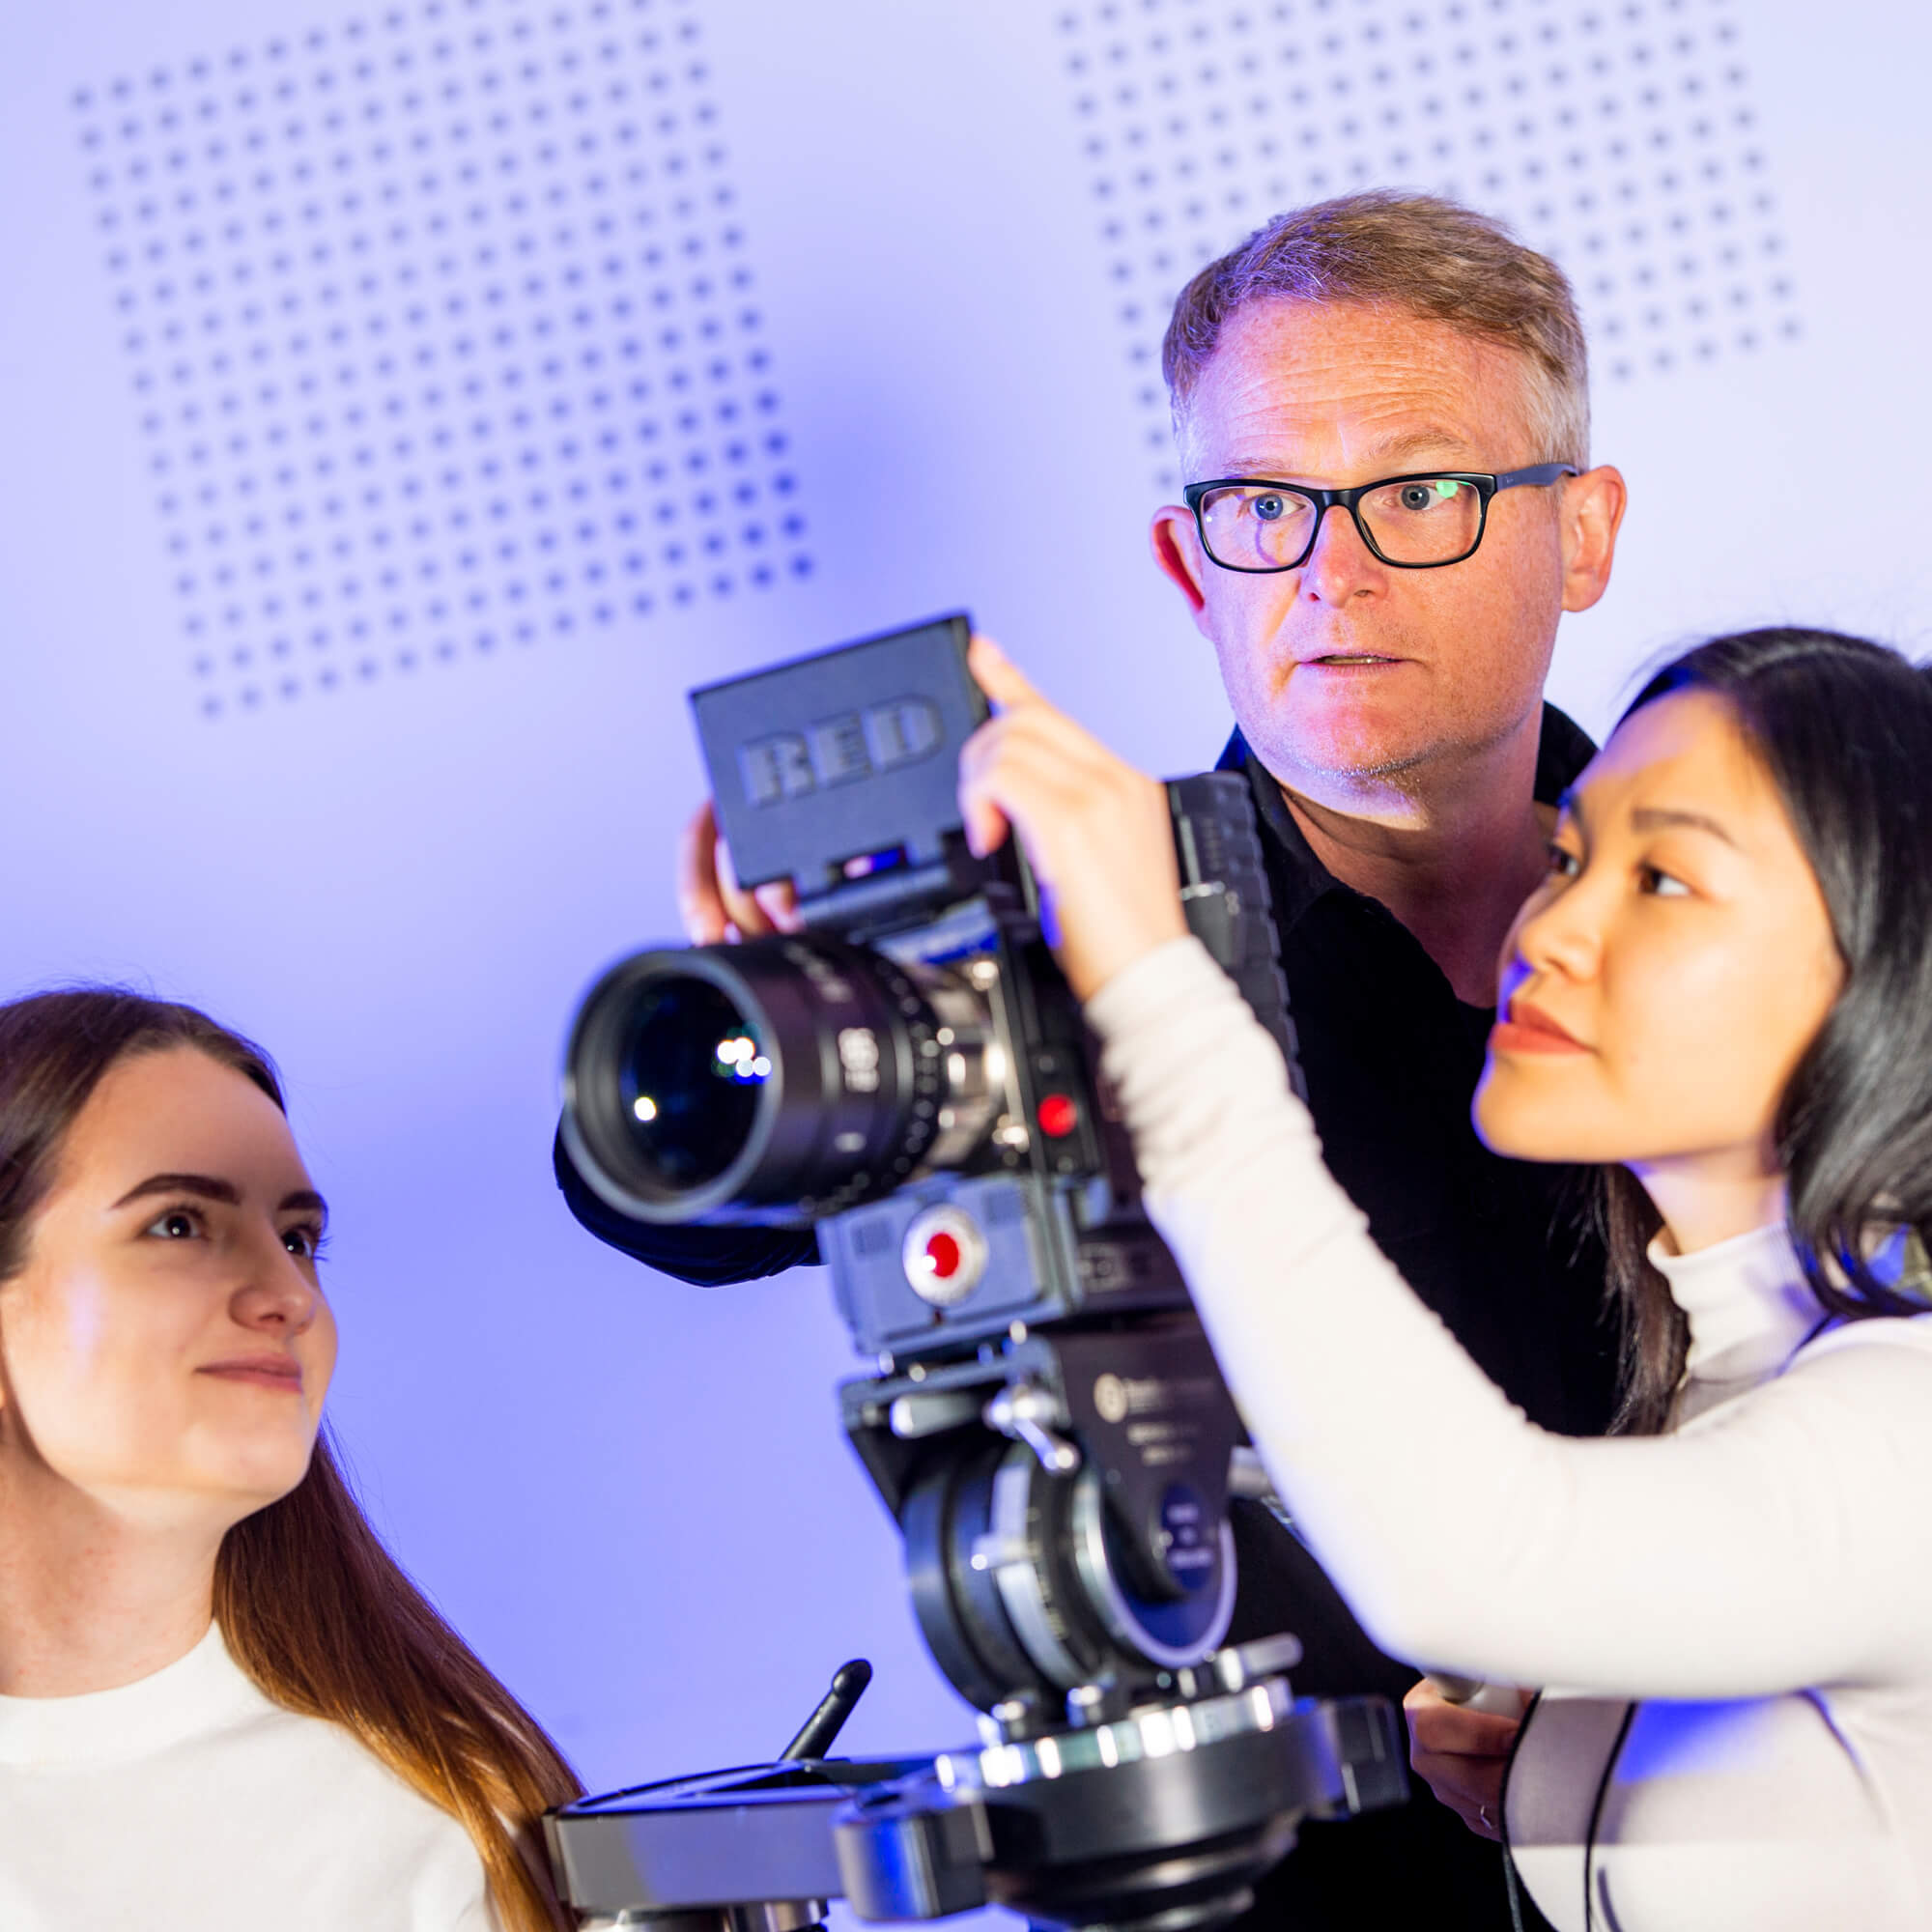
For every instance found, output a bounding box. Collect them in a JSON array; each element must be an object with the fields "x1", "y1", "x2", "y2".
[
  {"x1": 1151, "y1": 505, "x2": 1214, "y2": 636},
  {"x1": 1558, "y1": 465, "x2": 1628, "y2": 615}
]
